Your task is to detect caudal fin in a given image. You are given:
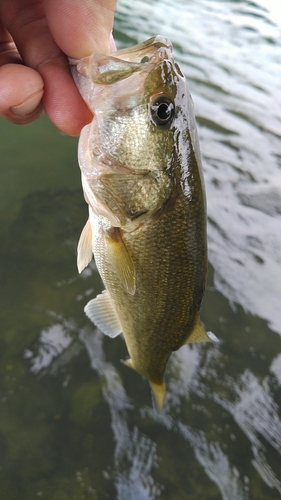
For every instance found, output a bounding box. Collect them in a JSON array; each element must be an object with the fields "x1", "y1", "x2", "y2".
[
  {"x1": 123, "y1": 358, "x2": 166, "y2": 411},
  {"x1": 149, "y1": 380, "x2": 166, "y2": 411}
]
